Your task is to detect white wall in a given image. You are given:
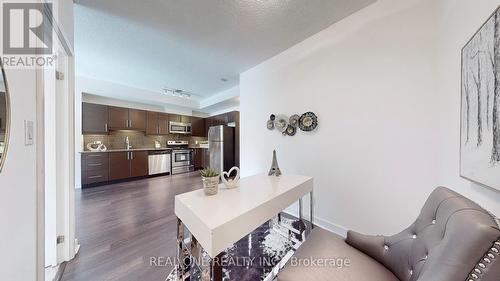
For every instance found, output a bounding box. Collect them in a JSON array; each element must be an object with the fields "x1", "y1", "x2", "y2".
[
  {"x1": 240, "y1": 0, "x2": 500, "y2": 236},
  {"x1": 0, "y1": 0, "x2": 74, "y2": 279},
  {"x1": 434, "y1": 0, "x2": 500, "y2": 218},
  {"x1": 0, "y1": 68, "x2": 39, "y2": 281}
]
